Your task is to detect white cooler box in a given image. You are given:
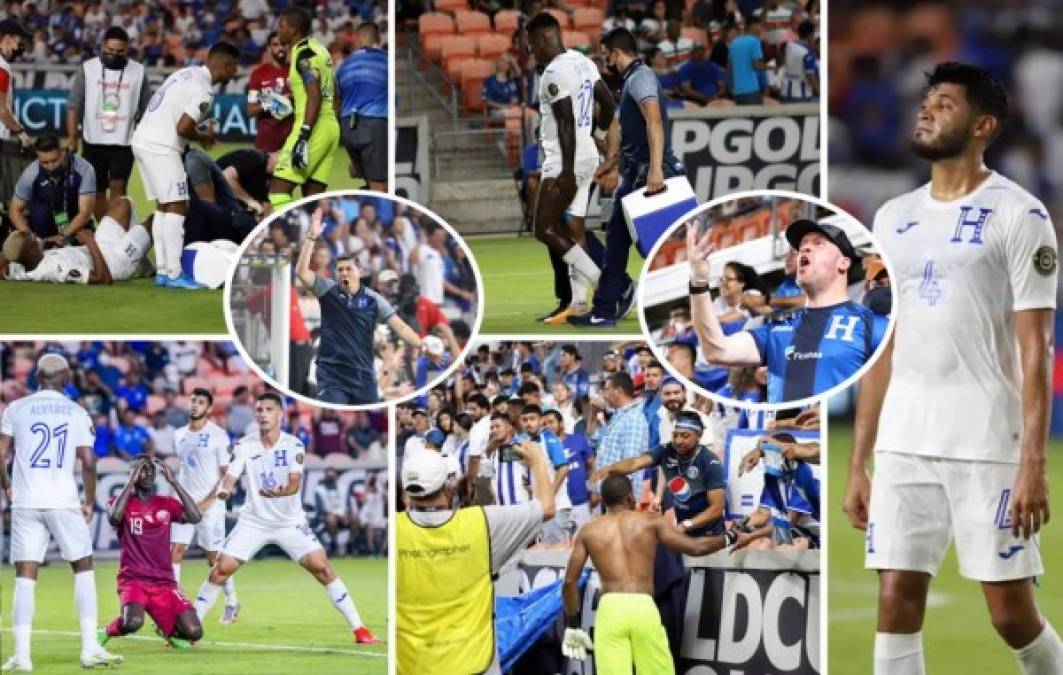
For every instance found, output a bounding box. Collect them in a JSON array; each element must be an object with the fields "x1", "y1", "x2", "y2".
[{"x1": 621, "y1": 175, "x2": 698, "y2": 257}]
